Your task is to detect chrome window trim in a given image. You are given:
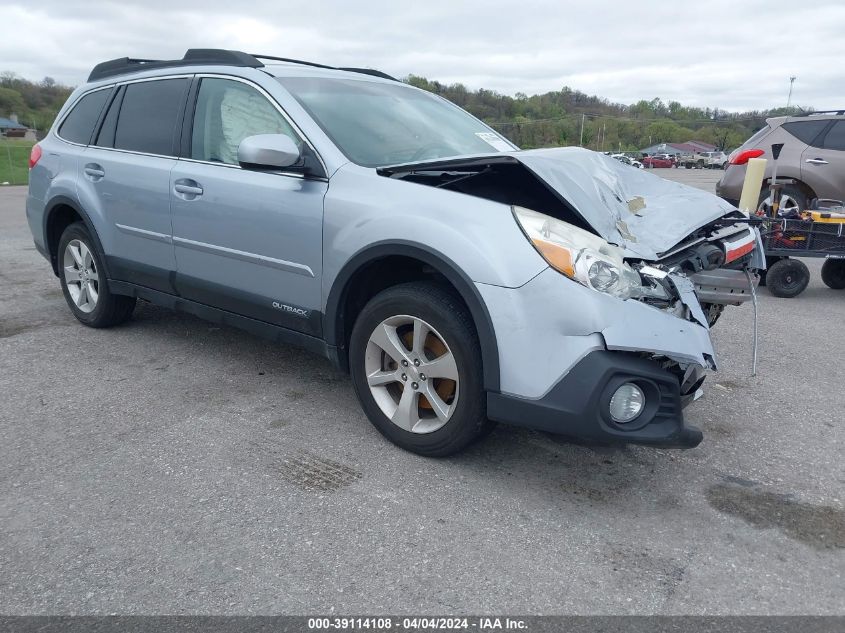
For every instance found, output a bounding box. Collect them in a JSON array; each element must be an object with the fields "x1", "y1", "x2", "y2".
[
  {"x1": 57, "y1": 74, "x2": 193, "y2": 151},
  {"x1": 63, "y1": 72, "x2": 329, "y2": 181}
]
